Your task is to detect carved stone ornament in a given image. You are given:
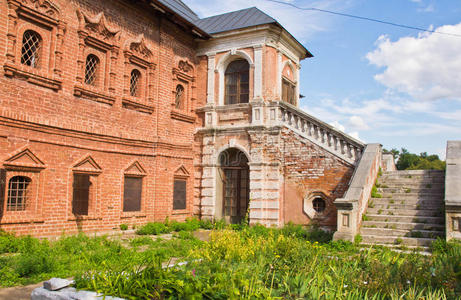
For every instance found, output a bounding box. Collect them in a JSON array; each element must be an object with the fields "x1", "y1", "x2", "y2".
[
  {"x1": 178, "y1": 60, "x2": 193, "y2": 73},
  {"x1": 76, "y1": 8, "x2": 120, "y2": 42},
  {"x1": 19, "y1": 0, "x2": 60, "y2": 19},
  {"x1": 126, "y1": 34, "x2": 153, "y2": 60}
]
